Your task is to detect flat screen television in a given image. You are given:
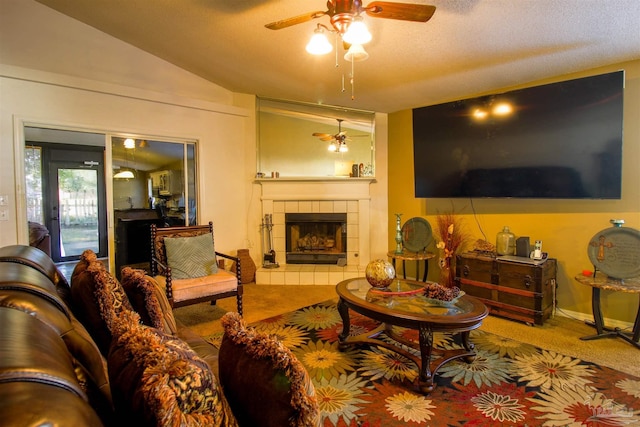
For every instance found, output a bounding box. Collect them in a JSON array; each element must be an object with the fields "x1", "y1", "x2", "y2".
[{"x1": 412, "y1": 70, "x2": 624, "y2": 199}]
